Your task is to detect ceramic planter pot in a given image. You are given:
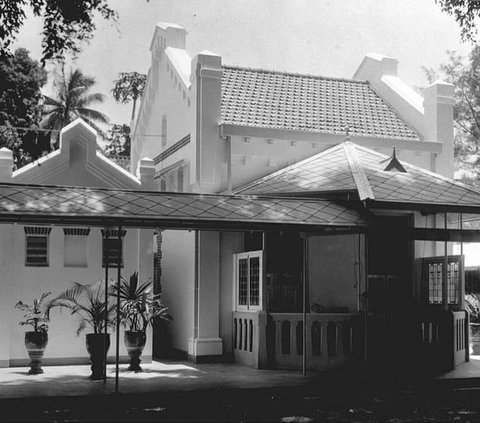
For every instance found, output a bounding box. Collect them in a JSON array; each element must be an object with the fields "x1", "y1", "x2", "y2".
[
  {"x1": 24, "y1": 331, "x2": 48, "y2": 375},
  {"x1": 86, "y1": 333, "x2": 110, "y2": 380},
  {"x1": 124, "y1": 330, "x2": 147, "y2": 372}
]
